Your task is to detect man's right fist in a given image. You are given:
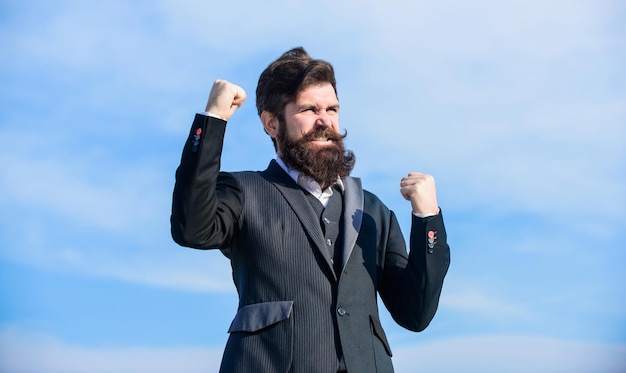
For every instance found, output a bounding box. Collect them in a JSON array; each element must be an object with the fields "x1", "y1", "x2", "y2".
[{"x1": 205, "y1": 80, "x2": 247, "y2": 121}]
